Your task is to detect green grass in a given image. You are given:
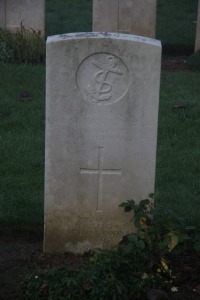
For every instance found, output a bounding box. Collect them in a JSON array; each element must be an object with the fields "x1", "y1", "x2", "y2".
[
  {"x1": 45, "y1": 0, "x2": 92, "y2": 36},
  {"x1": 0, "y1": 1, "x2": 200, "y2": 226},
  {"x1": 1, "y1": 66, "x2": 200, "y2": 226},
  {"x1": 0, "y1": 63, "x2": 45, "y2": 224},
  {"x1": 156, "y1": 72, "x2": 200, "y2": 225}
]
